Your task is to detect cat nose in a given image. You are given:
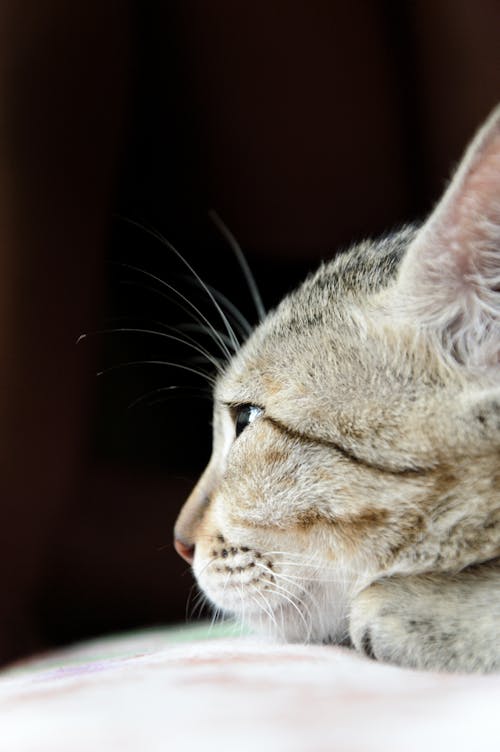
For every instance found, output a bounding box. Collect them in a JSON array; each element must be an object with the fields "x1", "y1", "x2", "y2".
[{"x1": 174, "y1": 537, "x2": 195, "y2": 564}]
